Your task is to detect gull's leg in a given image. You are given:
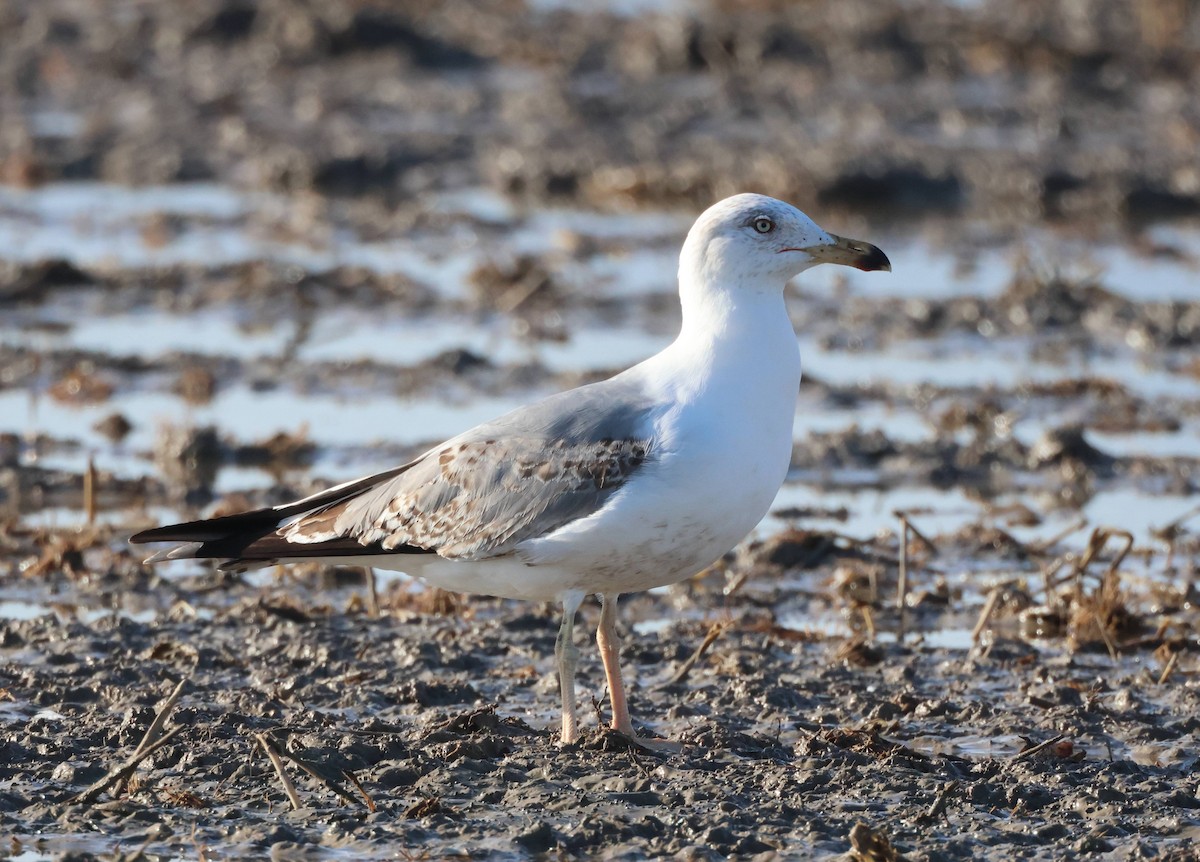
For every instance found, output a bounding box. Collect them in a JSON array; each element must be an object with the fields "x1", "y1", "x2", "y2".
[
  {"x1": 597, "y1": 592, "x2": 635, "y2": 736},
  {"x1": 555, "y1": 590, "x2": 586, "y2": 745}
]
